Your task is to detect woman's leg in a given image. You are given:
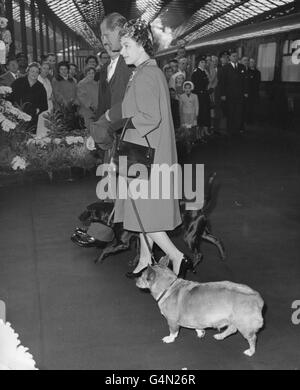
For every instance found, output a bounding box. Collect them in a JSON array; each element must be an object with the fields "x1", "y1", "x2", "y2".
[
  {"x1": 133, "y1": 233, "x2": 154, "y2": 273},
  {"x1": 148, "y1": 232, "x2": 184, "y2": 276}
]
